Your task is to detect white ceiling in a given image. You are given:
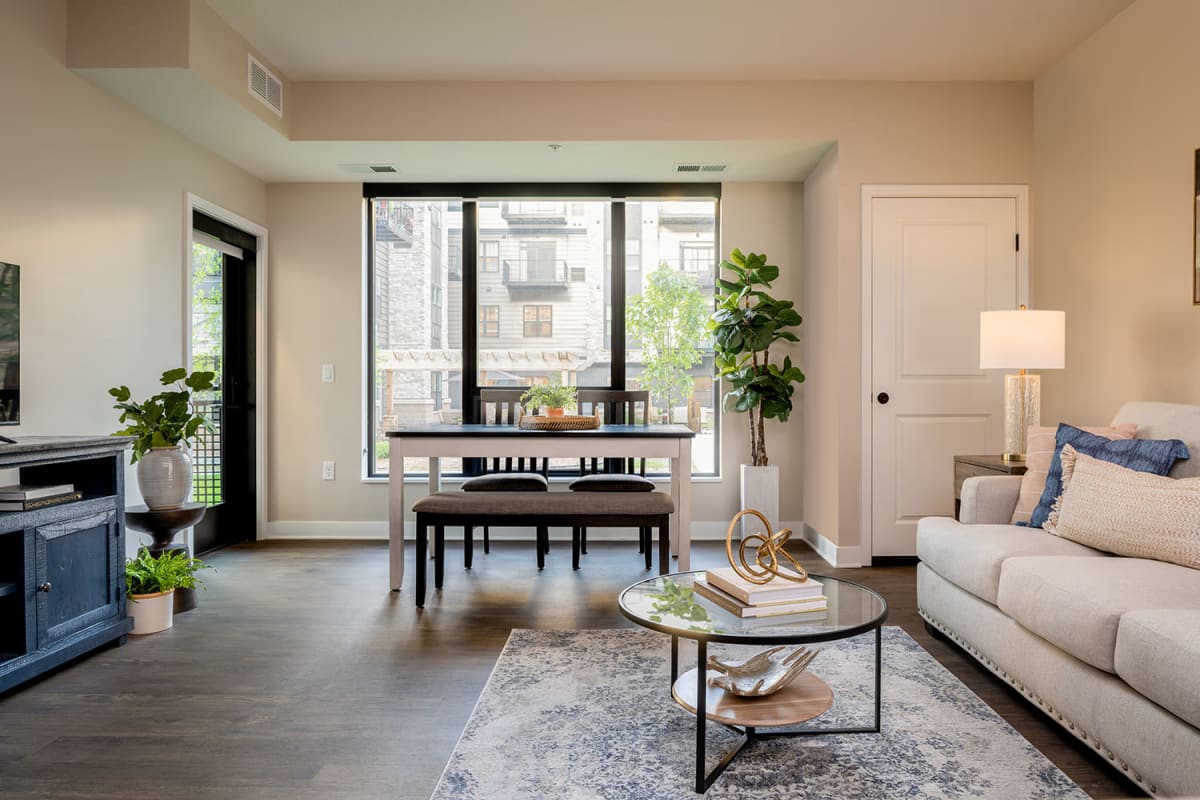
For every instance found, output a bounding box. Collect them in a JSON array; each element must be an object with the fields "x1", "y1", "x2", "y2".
[{"x1": 207, "y1": 0, "x2": 1132, "y2": 82}]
